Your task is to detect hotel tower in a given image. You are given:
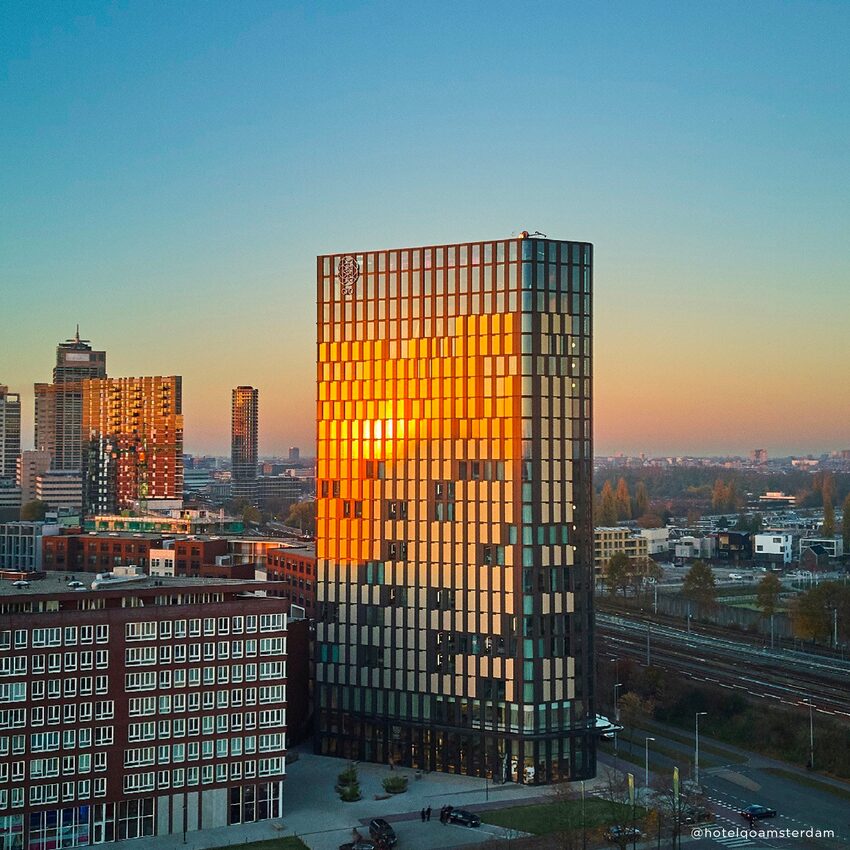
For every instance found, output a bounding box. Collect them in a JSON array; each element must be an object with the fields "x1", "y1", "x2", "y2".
[{"x1": 316, "y1": 236, "x2": 595, "y2": 783}]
